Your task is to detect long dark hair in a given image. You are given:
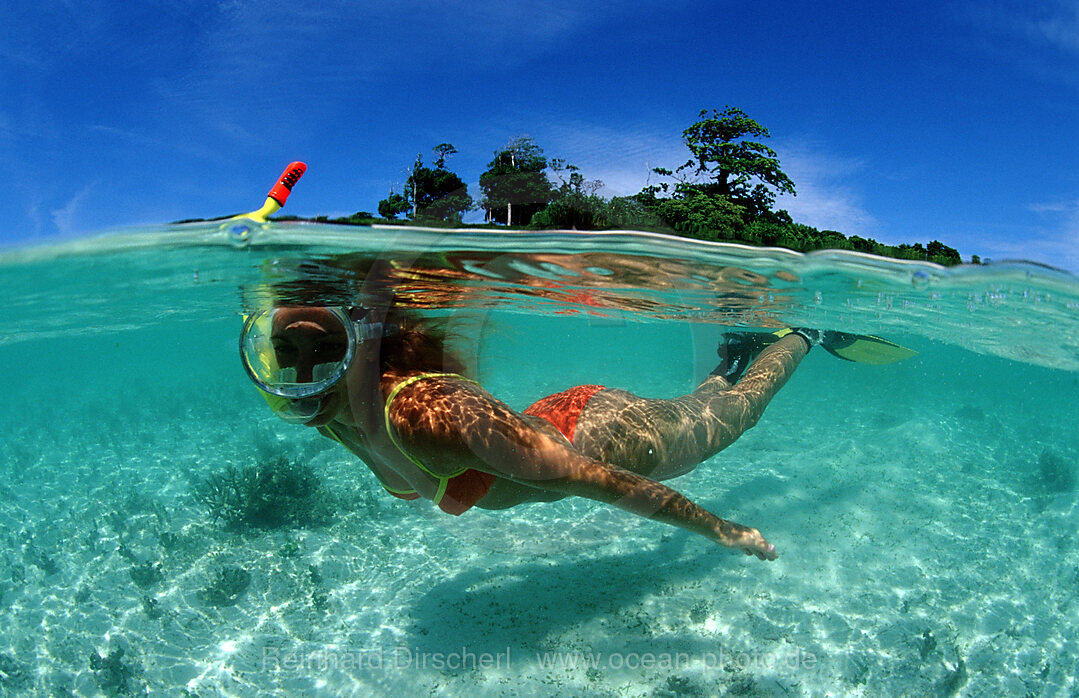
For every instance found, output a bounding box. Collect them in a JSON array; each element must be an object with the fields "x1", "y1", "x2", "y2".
[{"x1": 377, "y1": 308, "x2": 468, "y2": 376}]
